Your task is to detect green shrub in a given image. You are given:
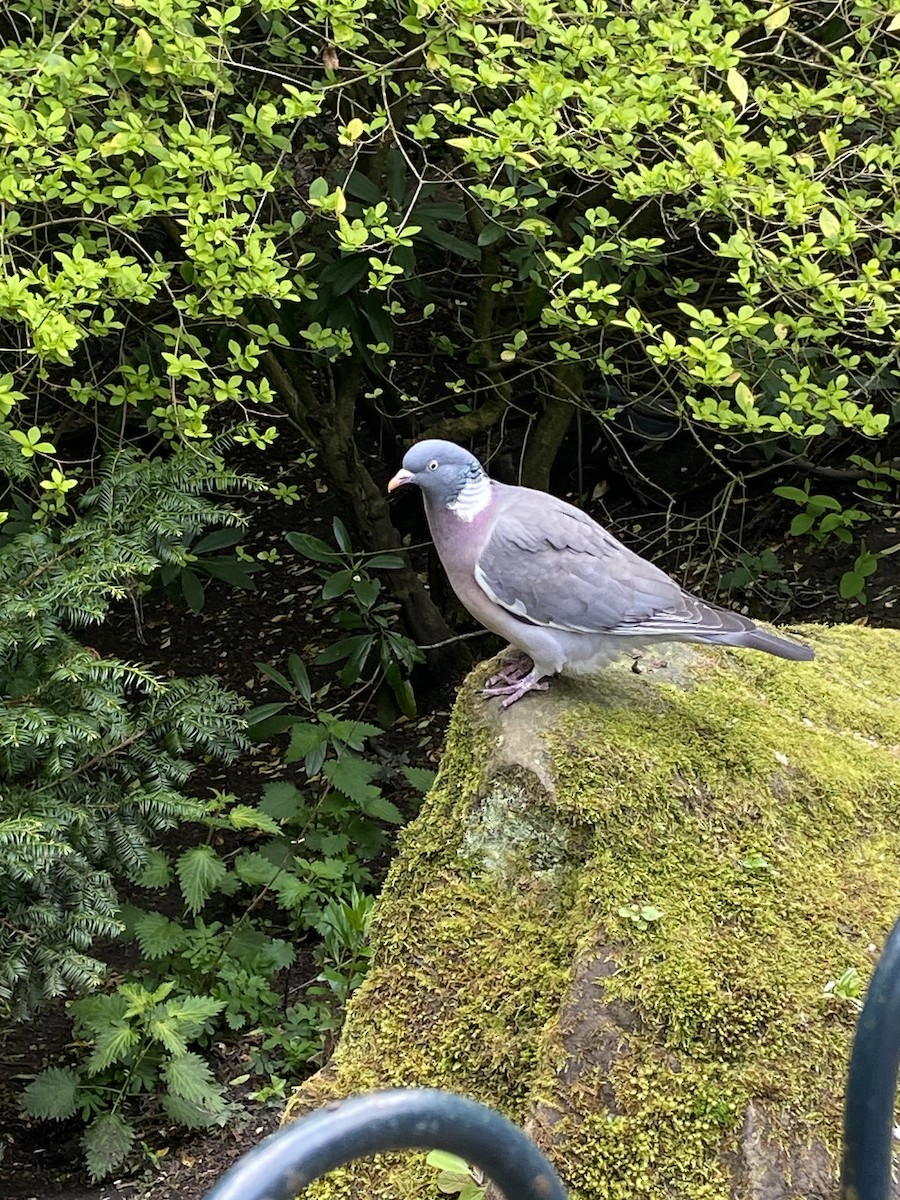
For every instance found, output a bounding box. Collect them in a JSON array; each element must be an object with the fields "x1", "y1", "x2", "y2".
[
  {"x1": 19, "y1": 699, "x2": 409, "y2": 1179},
  {"x1": 0, "y1": 448, "x2": 247, "y2": 1017},
  {"x1": 4, "y1": 0, "x2": 897, "y2": 627}
]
